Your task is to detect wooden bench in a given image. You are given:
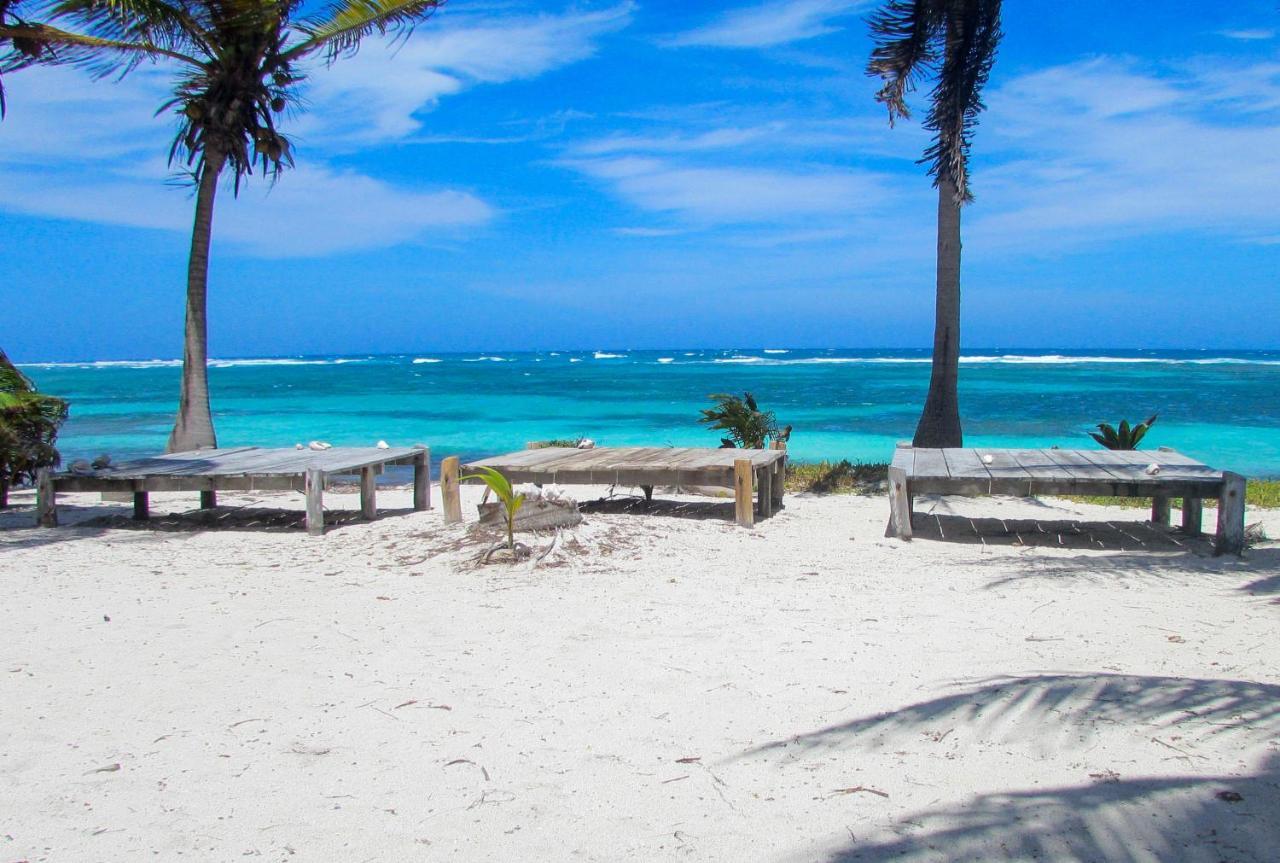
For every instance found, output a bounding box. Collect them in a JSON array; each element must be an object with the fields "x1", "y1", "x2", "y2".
[
  {"x1": 443, "y1": 446, "x2": 788, "y2": 527},
  {"x1": 36, "y1": 446, "x2": 432, "y2": 536},
  {"x1": 886, "y1": 446, "x2": 1246, "y2": 555}
]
